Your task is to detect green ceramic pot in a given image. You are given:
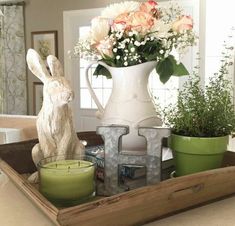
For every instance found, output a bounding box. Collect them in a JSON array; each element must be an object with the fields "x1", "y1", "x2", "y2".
[{"x1": 169, "y1": 134, "x2": 229, "y2": 176}]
